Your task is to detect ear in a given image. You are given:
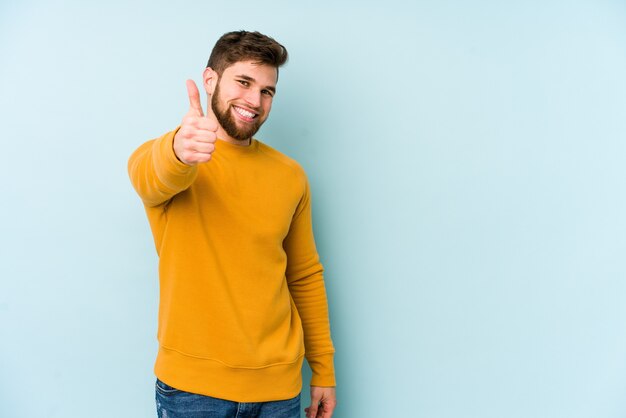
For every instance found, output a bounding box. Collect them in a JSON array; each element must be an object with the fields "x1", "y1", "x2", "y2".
[{"x1": 203, "y1": 67, "x2": 218, "y2": 95}]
